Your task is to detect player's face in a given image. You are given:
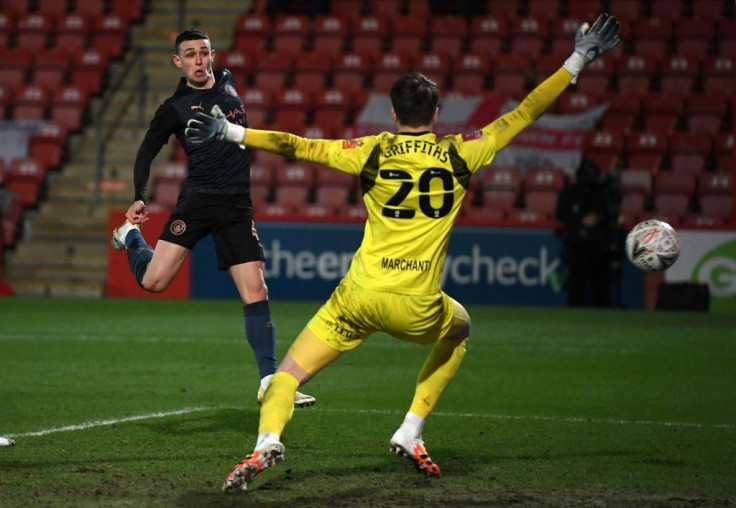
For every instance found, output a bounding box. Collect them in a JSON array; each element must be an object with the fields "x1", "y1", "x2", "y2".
[{"x1": 173, "y1": 39, "x2": 215, "y2": 89}]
